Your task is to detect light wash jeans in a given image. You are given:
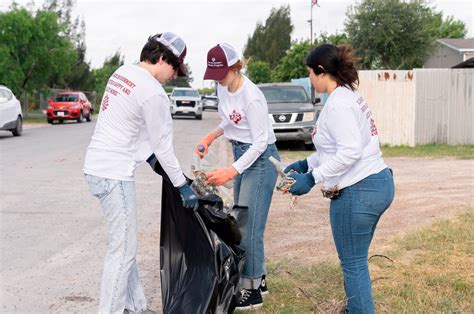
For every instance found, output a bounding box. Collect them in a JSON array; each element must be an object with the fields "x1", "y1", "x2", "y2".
[
  {"x1": 330, "y1": 168, "x2": 394, "y2": 314},
  {"x1": 85, "y1": 174, "x2": 147, "y2": 314},
  {"x1": 232, "y1": 142, "x2": 279, "y2": 290}
]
